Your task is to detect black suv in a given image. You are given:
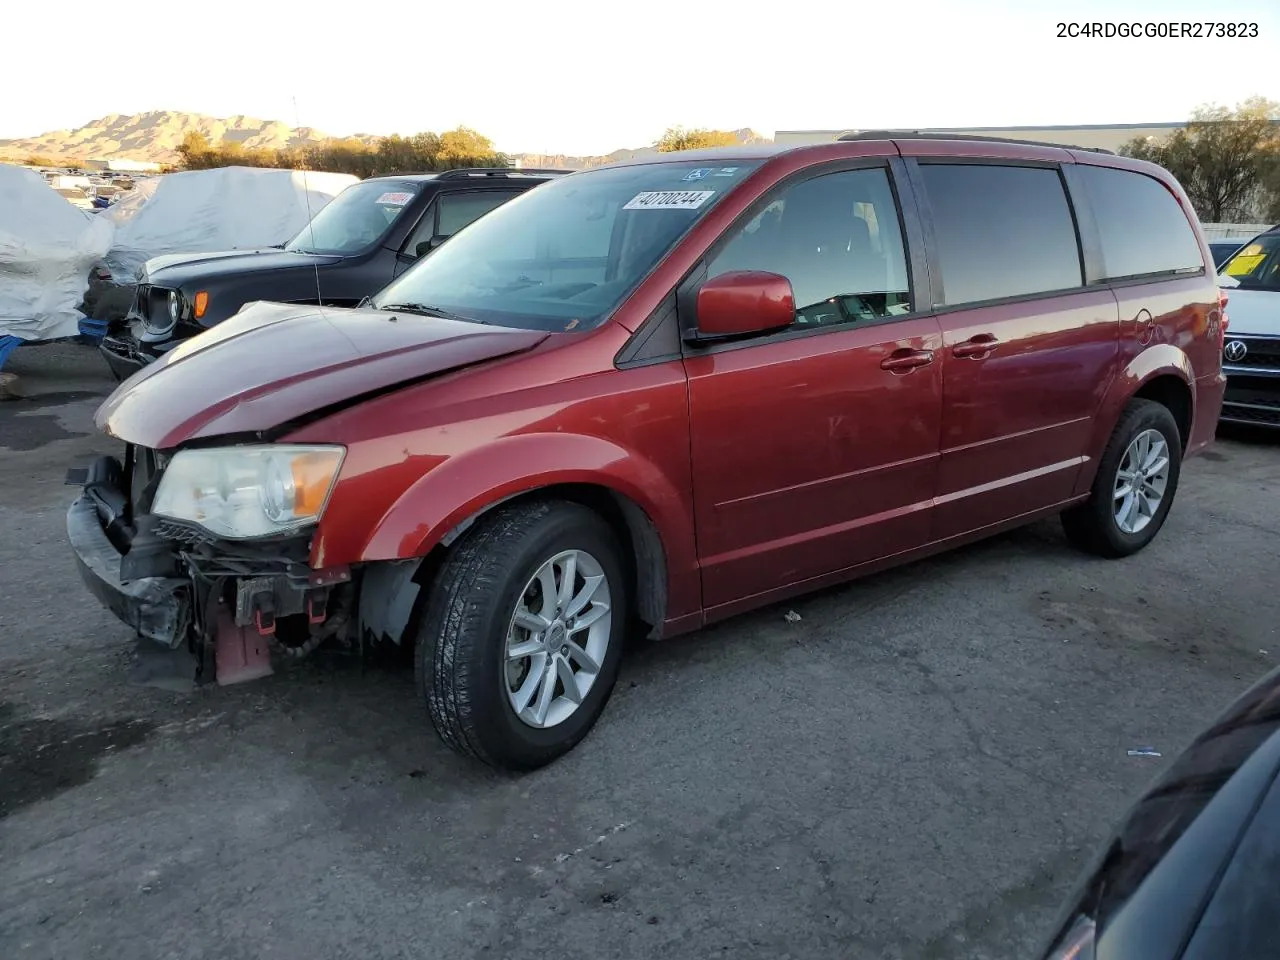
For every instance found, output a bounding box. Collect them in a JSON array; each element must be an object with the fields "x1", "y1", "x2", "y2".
[{"x1": 99, "y1": 167, "x2": 568, "y2": 380}]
